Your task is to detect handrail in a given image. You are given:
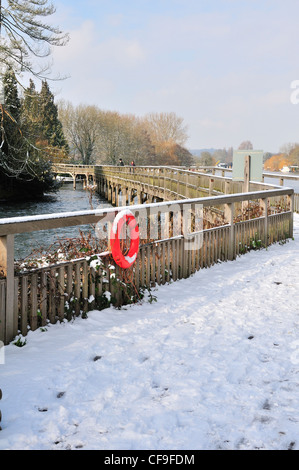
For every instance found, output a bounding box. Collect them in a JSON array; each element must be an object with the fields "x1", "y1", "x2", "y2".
[{"x1": 0, "y1": 188, "x2": 293, "y2": 237}]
